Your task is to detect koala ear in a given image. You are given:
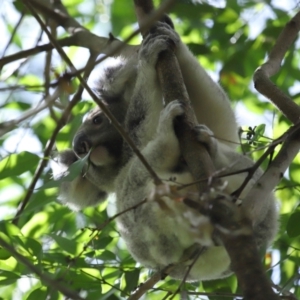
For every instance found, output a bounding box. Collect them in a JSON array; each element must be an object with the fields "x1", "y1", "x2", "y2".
[{"x1": 95, "y1": 56, "x2": 137, "y2": 104}]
